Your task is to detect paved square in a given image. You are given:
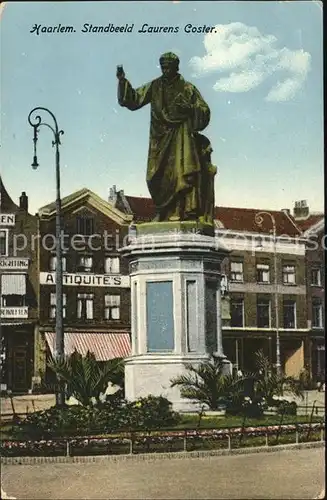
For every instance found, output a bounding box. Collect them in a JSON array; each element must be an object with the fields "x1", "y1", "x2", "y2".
[{"x1": 1, "y1": 448, "x2": 325, "y2": 499}]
